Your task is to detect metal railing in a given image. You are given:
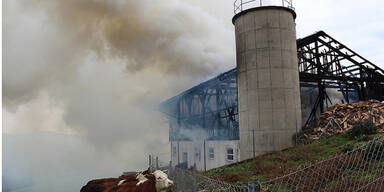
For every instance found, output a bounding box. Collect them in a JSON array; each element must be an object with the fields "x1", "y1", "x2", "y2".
[{"x1": 234, "y1": 0, "x2": 294, "y2": 14}]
